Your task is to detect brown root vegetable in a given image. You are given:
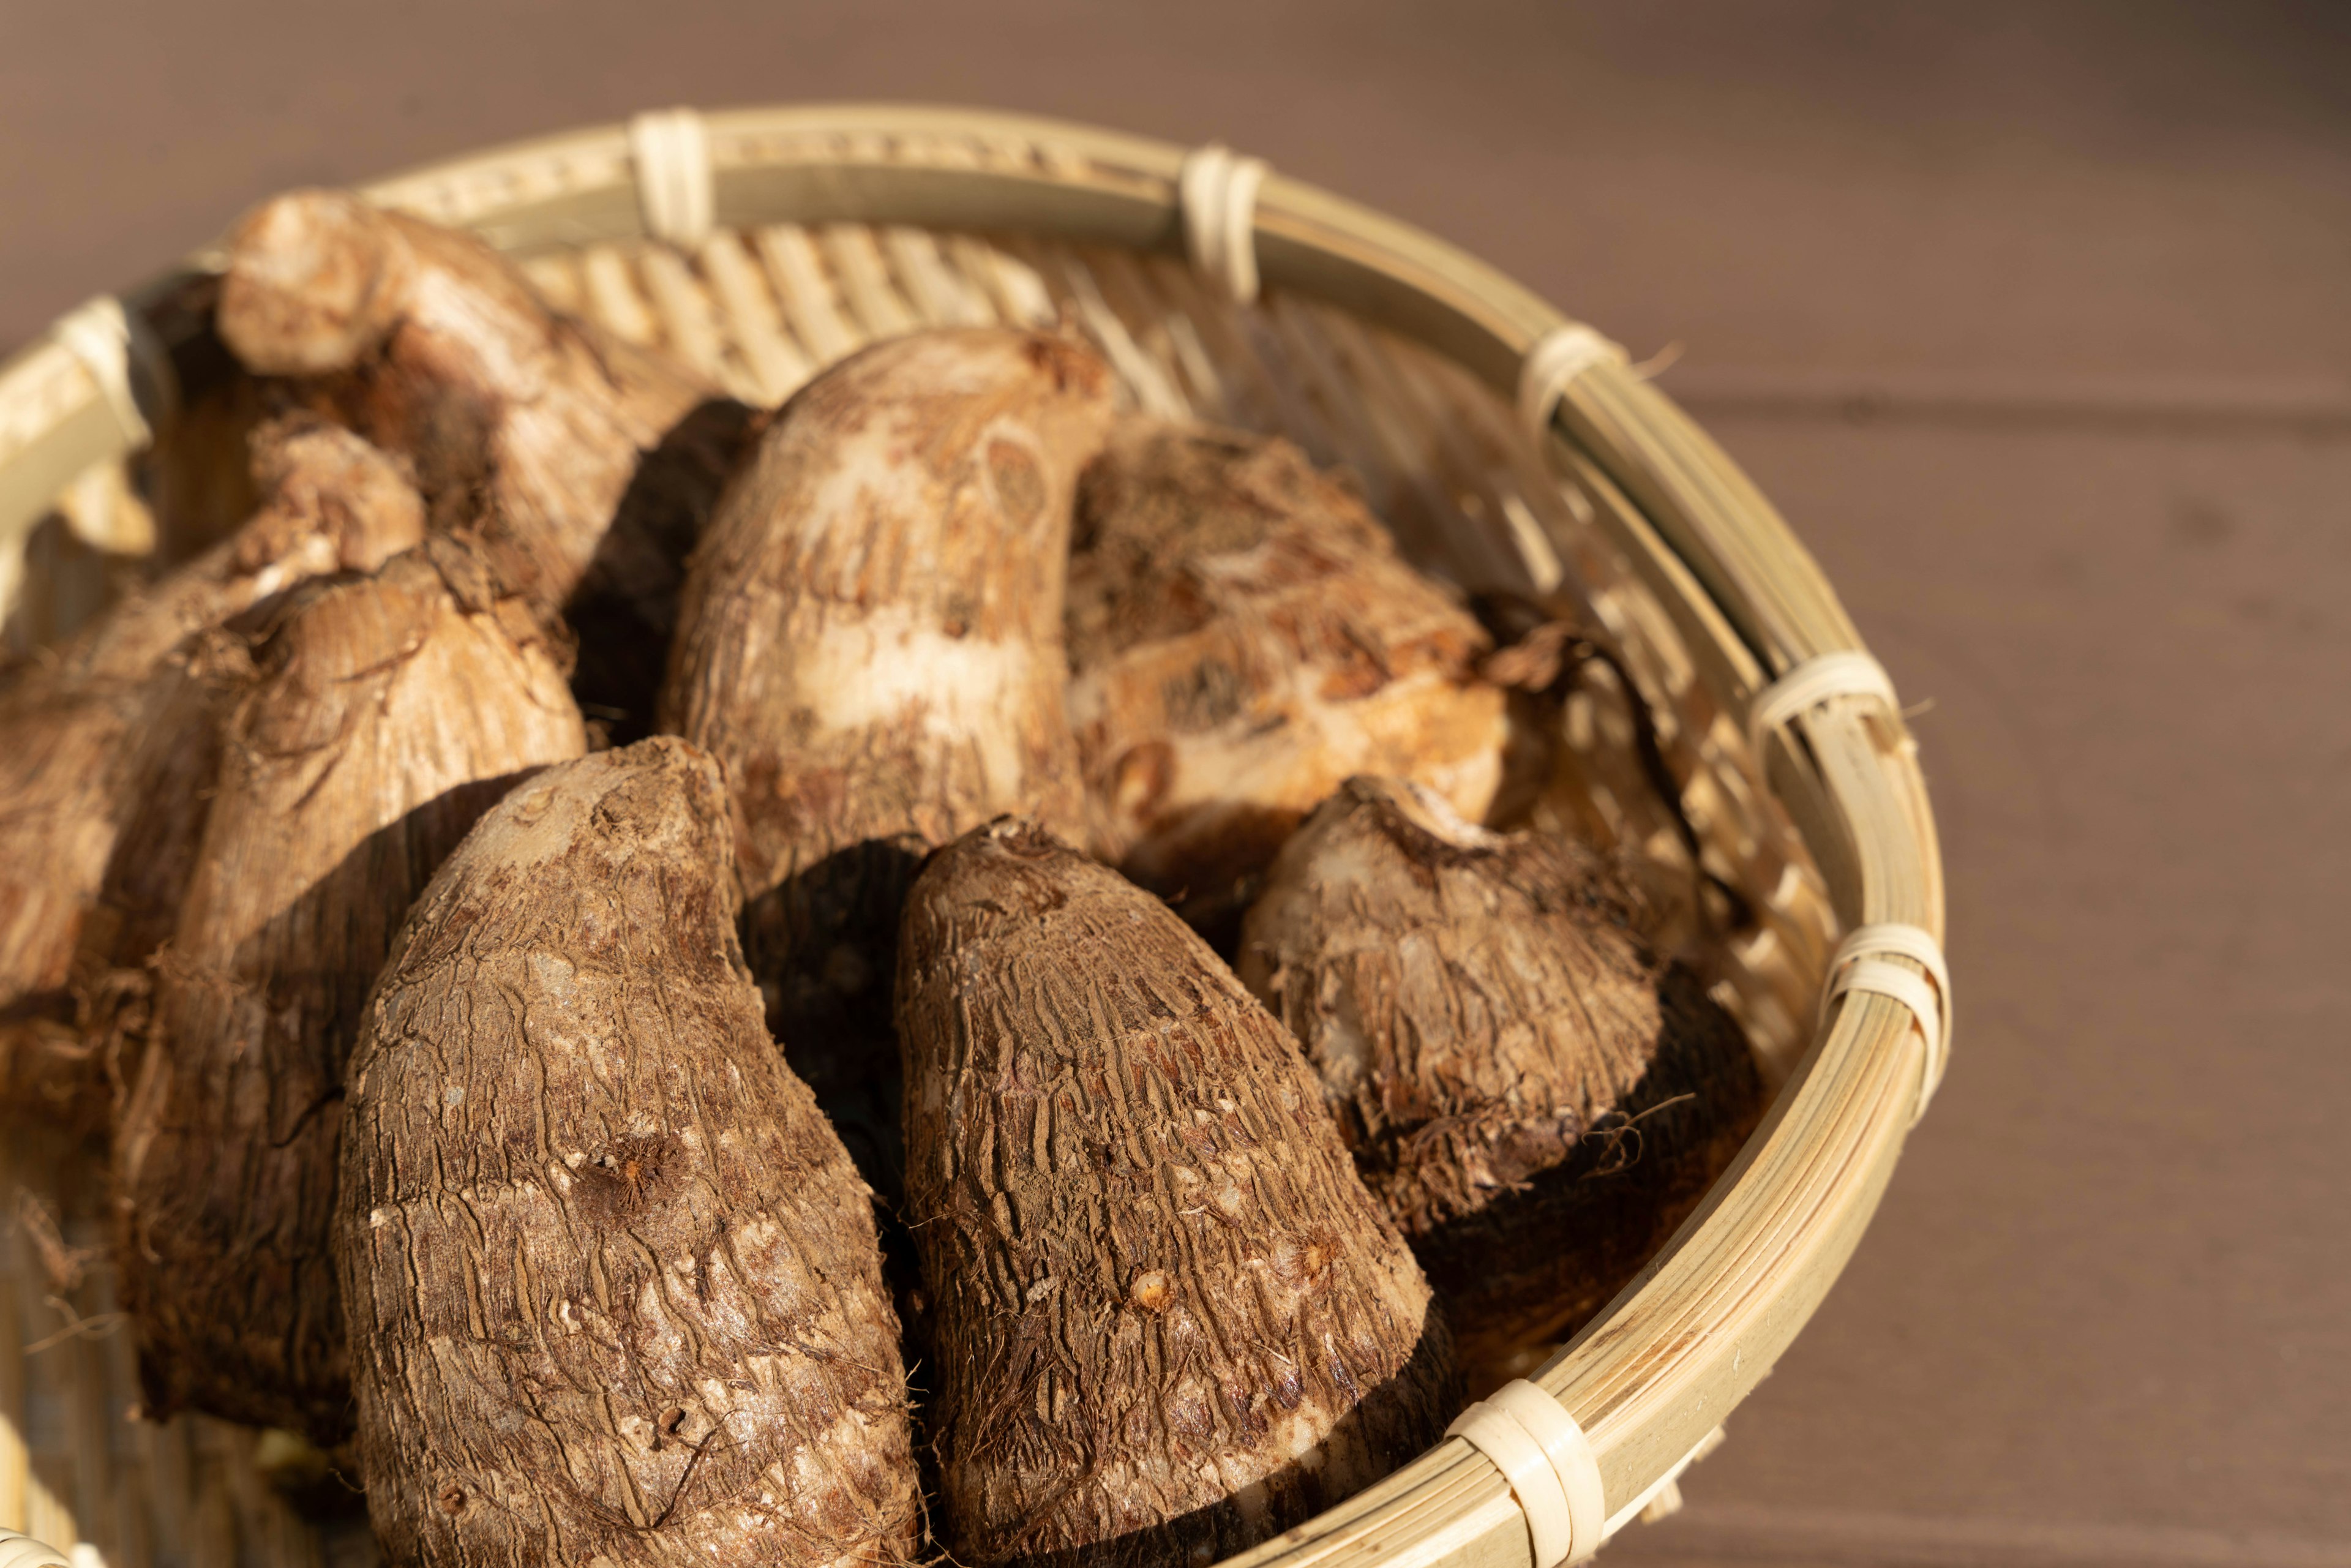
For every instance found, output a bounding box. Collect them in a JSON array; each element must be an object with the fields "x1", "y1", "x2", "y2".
[
  {"x1": 337, "y1": 738, "x2": 920, "y2": 1568},
  {"x1": 898, "y1": 819, "x2": 1455, "y2": 1568},
  {"x1": 217, "y1": 189, "x2": 752, "y2": 733},
  {"x1": 113, "y1": 535, "x2": 585, "y2": 1439},
  {"x1": 1066, "y1": 422, "x2": 1509, "y2": 941},
  {"x1": 0, "y1": 416, "x2": 426, "y2": 1130},
  {"x1": 1237, "y1": 776, "x2": 1765, "y2": 1381},
  {"x1": 661, "y1": 328, "x2": 1114, "y2": 1075}
]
